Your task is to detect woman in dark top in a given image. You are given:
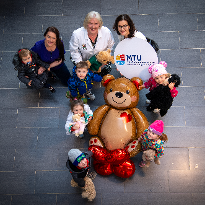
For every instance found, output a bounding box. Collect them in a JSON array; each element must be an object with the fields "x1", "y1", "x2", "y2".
[{"x1": 31, "y1": 26, "x2": 71, "y2": 85}]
